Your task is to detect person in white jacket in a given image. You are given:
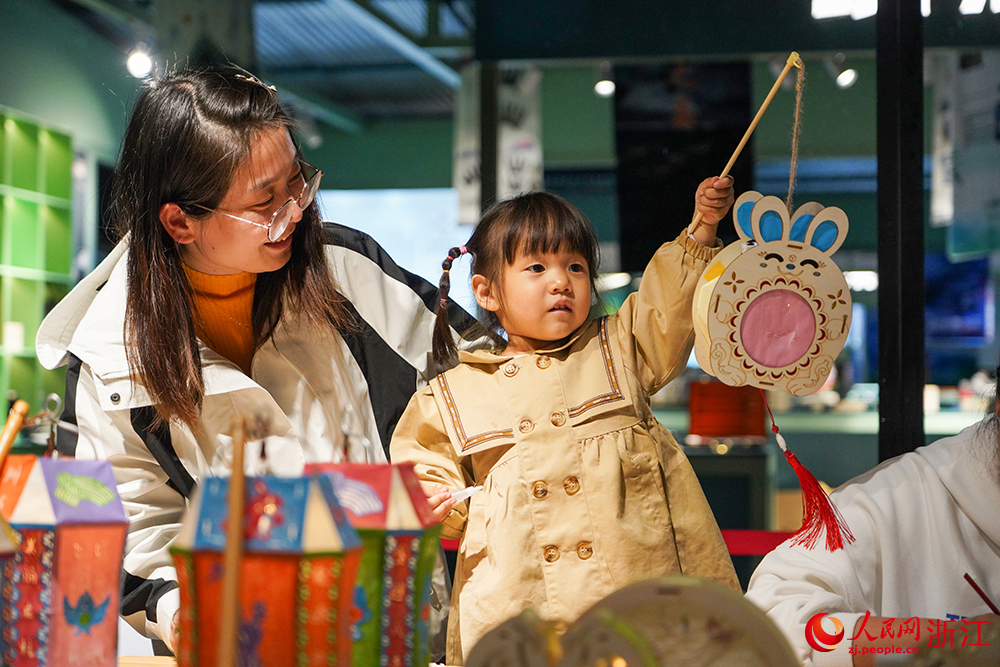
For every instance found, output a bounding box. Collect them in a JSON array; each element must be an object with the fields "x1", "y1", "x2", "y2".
[
  {"x1": 745, "y1": 398, "x2": 1000, "y2": 666},
  {"x1": 34, "y1": 65, "x2": 479, "y2": 655}
]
